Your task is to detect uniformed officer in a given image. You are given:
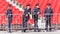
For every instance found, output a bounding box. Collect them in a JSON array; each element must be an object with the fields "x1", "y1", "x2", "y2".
[
  {"x1": 6, "y1": 4, "x2": 13, "y2": 33},
  {"x1": 33, "y1": 4, "x2": 40, "y2": 32},
  {"x1": 44, "y1": 4, "x2": 53, "y2": 32},
  {"x1": 22, "y1": 4, "x2": 31, "y2": 32}
]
